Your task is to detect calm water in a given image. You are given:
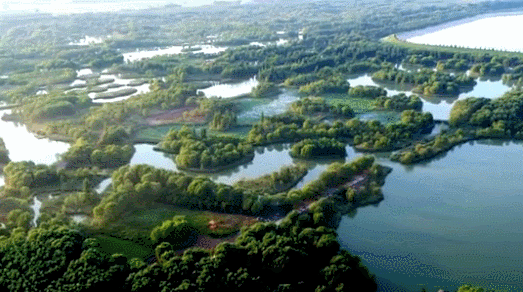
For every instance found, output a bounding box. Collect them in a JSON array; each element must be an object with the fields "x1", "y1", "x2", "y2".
[
  {"x1": 237, "y1": 88, "x2": 300, "y2": 124},
  {"x1": 127, "y1": 143, "x2": 357, "y2": 187},
  {"x1": 0, "y1": 110, "x2": 69, "y2": 165},
  {"x1": 123, "y1": 44, "x2": 228, "y2": 63},
  {"x1": 347, "y1": 74, "x2": 510, "y2": 120},
  {"x1": 403, "y1": 12, "x2": 523, "y2": 52},
  {"x1": 197, "y1": 77, "x2": 259, "y2": 99},
  {"x1": 338, "y1": 140, "x2": 523, "y2": 292}
]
